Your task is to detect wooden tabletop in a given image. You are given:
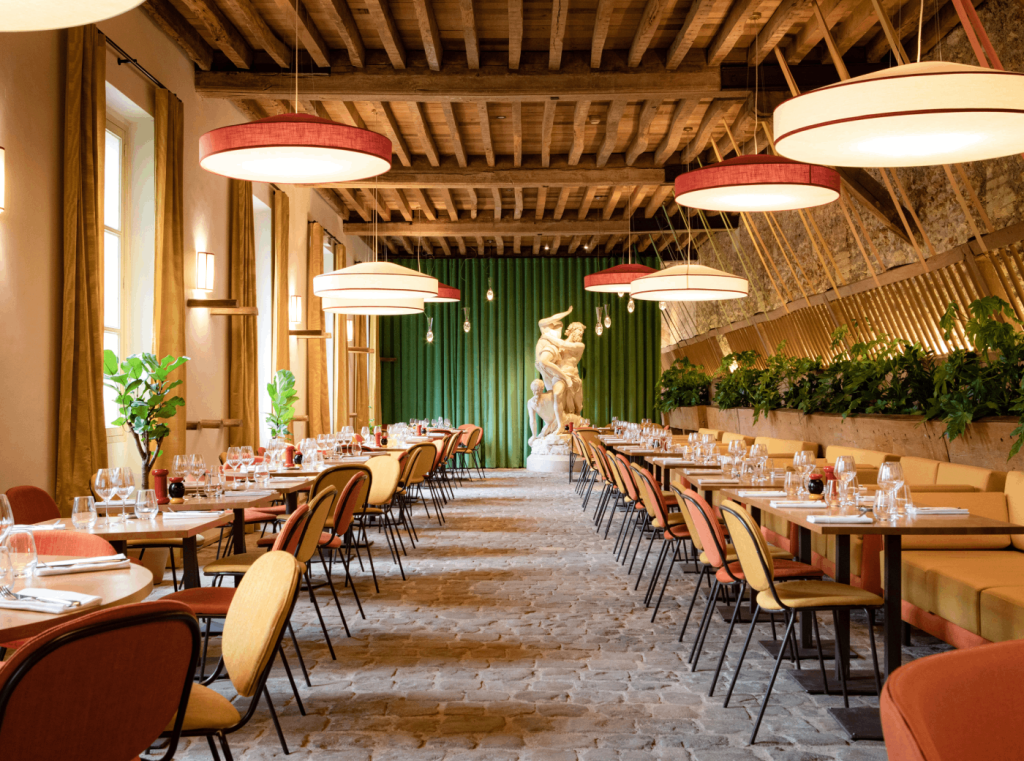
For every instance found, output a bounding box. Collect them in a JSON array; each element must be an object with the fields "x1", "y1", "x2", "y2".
[
  {"x1": 720, "y1": 488, "x2": 1024, "y2": 536},
  {"x1": 175, "y1": 492, "x2": 280, "y2": 510},
  {"x1": 693, "y1": 475, "x2": 786, "y2": 490},
  {"x1": 0, "y1": 555, "x2": 154, "y2": 641},
  {"x1": 644, "y1": 457, "x2": 720, "y2": 470},
  {"x1": 37, "y1": 512, "x2": 232, "y2": 541}
]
